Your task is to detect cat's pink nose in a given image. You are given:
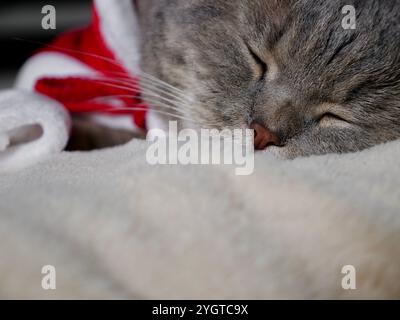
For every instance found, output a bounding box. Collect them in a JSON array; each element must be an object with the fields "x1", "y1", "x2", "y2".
[{"x1": 250, "y1": 122, "x2": 280, "y2": 150}]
